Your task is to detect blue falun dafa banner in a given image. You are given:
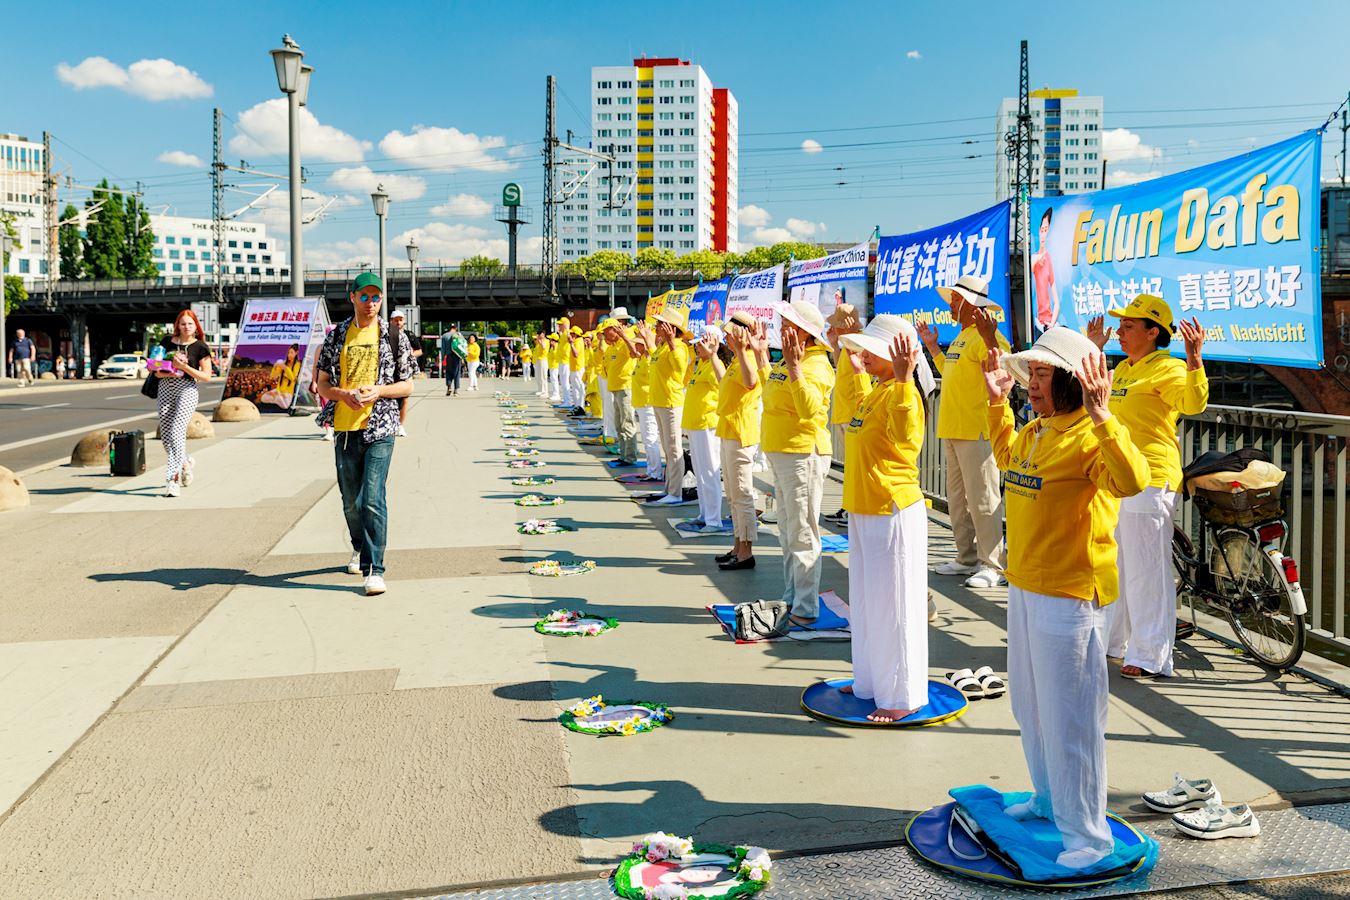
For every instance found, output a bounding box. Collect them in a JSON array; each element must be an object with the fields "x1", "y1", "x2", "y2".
[
  {"x1": 873, "y1": 202, "x2": 1013, "y2": 344},
  {"x1": 686, "y1": 277, "x2": 730, "y2": 339},
  {"x1": 1030, "y1": 129, "x2": 1323, "y2": 368}
]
